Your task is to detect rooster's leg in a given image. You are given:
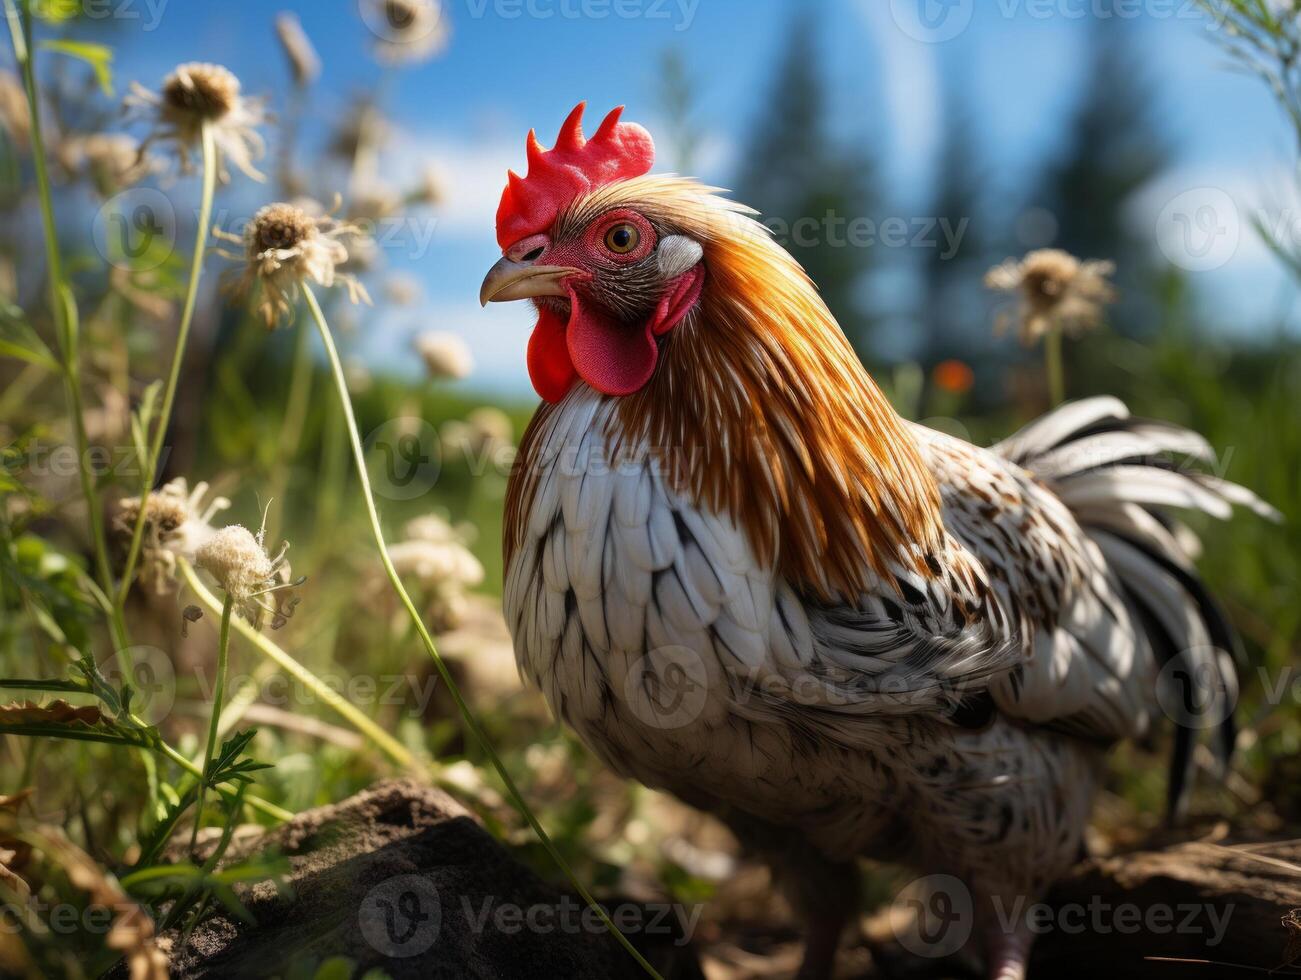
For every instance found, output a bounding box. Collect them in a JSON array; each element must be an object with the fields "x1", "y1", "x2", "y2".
[
  {"x1": 778, "y1": 852, "x2": 859, "y2": 980},
  {"x1": 722, "y1": 813, "x2": 859, "y2": 980}
]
